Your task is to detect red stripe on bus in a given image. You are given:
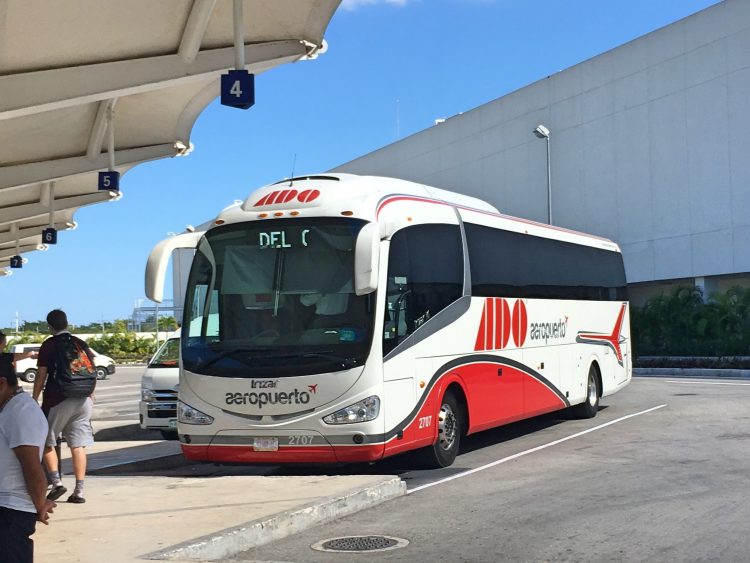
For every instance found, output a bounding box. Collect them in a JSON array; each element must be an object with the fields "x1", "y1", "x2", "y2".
[{"x1": 181, "y1": 444, "x2": 385, "y2": 464}]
